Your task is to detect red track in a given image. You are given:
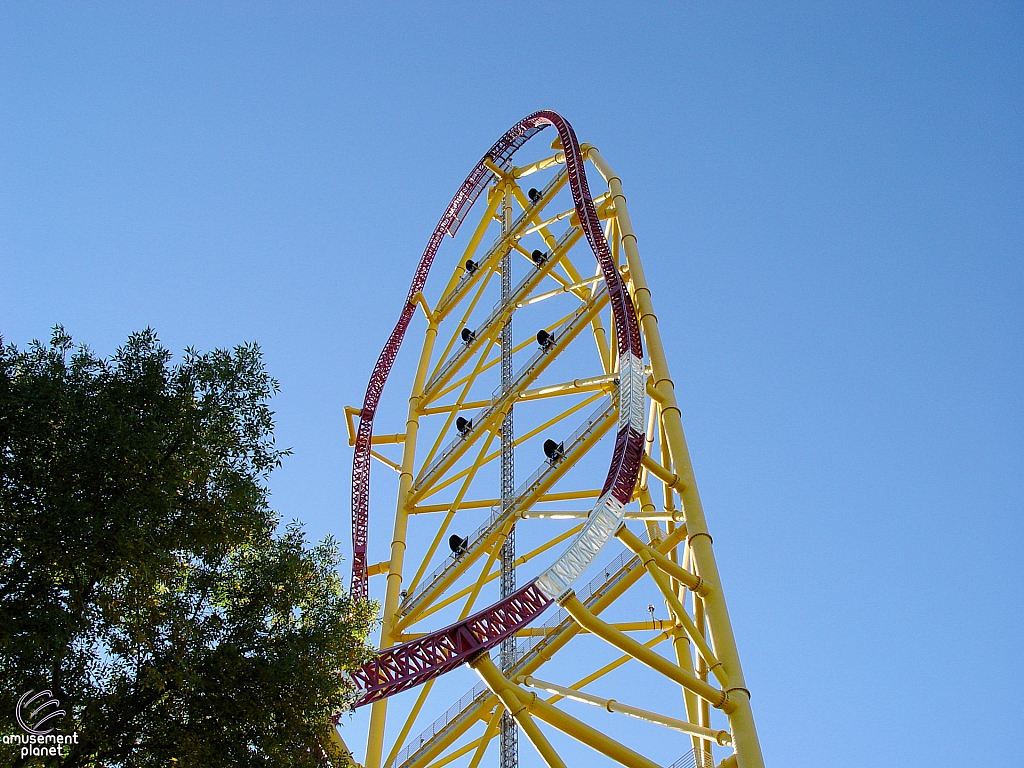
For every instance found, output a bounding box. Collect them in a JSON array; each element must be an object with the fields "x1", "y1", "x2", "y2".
[{"x1": 348, "y1": 112, "x2": 644, "y2": 708}]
